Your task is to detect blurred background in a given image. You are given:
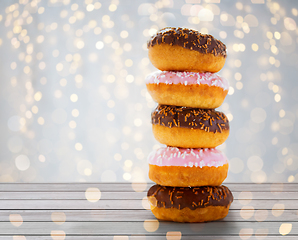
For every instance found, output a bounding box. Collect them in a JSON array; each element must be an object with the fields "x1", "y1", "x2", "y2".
[{"x1": 0, "y1": 0, "x2": 297, "y2": 183}]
